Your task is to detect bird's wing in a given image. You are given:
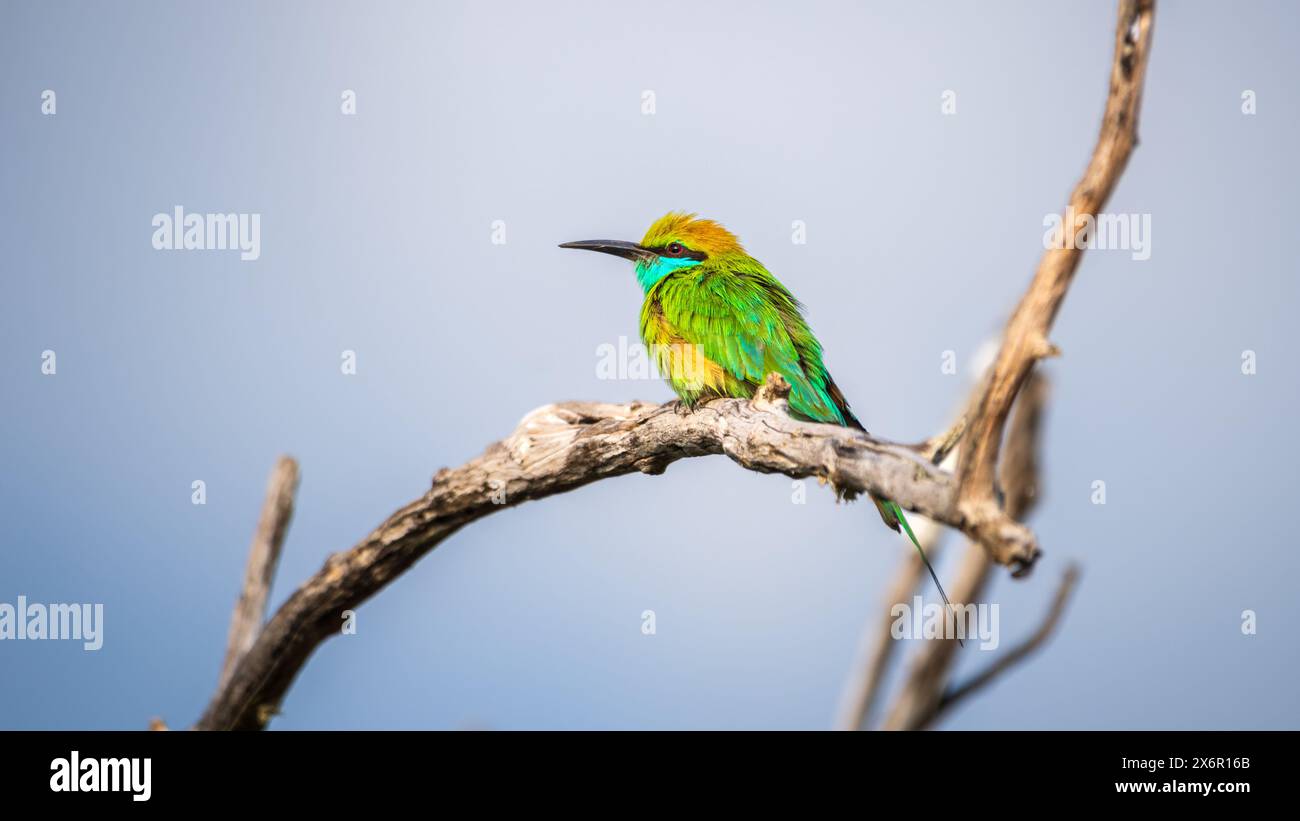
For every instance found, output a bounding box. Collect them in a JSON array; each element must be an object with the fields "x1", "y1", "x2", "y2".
[
  {"x1": 644, "y1": 267, "x2": 848, "y2": 425},
  {"x1": 757, "y1": 274, "x2": 865, "y2": 431}
]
